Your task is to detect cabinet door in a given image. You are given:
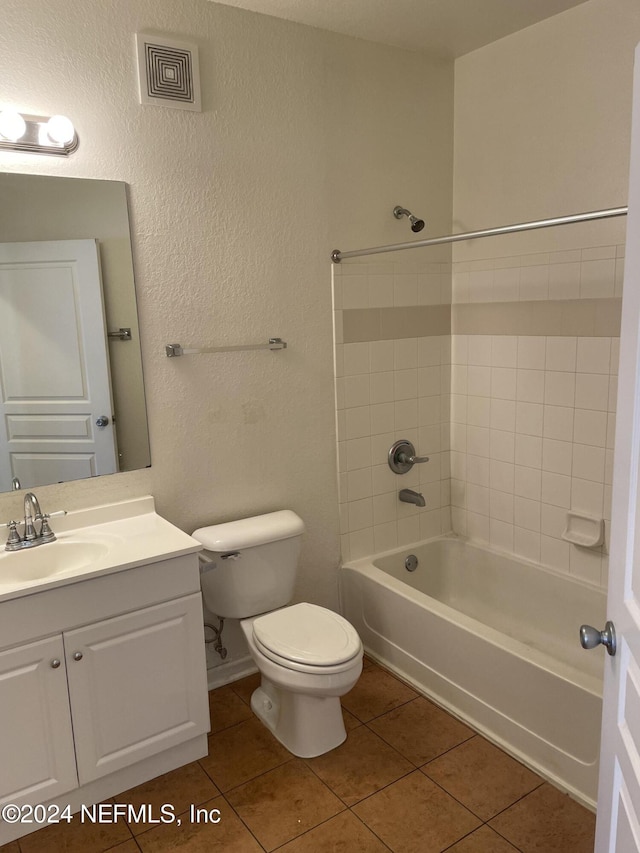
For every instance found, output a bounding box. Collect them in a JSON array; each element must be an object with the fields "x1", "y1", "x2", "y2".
[
  {"x1": 65, "y1": 593, "x2": 209, "y2": 785},
  {"x1": 0, "y1": 636, "x2": 78, "y2": 806}
]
